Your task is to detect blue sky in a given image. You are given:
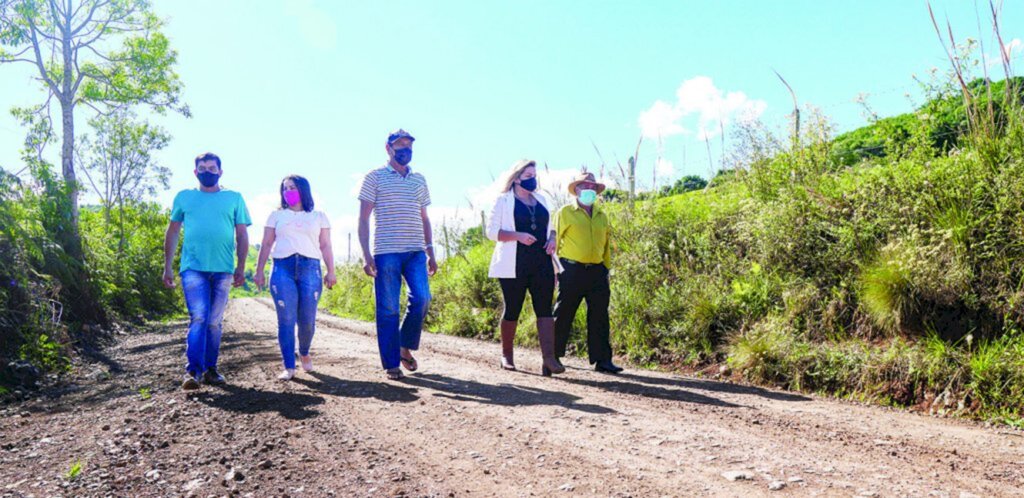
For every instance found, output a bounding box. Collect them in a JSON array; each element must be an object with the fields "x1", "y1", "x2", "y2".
[{"x1": 1, "y1": 0, "x2": 1021, "y2": 258}]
